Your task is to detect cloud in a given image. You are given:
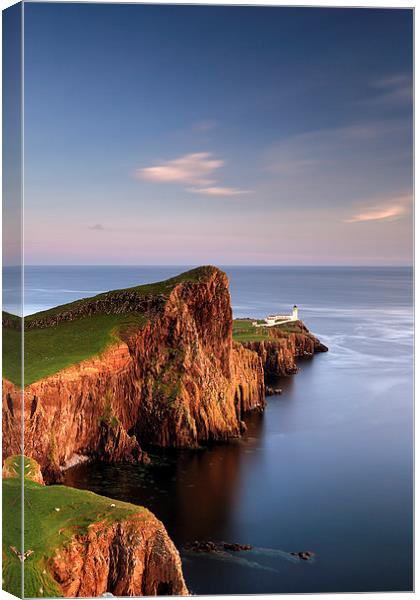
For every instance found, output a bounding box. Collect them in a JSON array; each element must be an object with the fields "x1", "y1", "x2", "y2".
[
  {"x1": 374, "y1": 74, "x2": 411, "y2": 90},
  {"x1": 136, "y1": 151, "x2": 250, "y2": 197},
  {"x1": 188, "y1": 186, "x2": 252, "y2": 196},
  {"x1": 369, "y1": 73, "x2": 412, "y2": 106},
  {"x1": 264, "y1": 119, "x2": 412, "y2": 214},
  {"x1": 192, "y1": 119, "x2": 218, "y2": 133},
  {"x1": 267, "y1": 123, "x2": 391, "y2": 176},
  {"x1": 345, "y1": 194, "x2": 412, "y2": 223},
  {"x1": 136, "y1": 152, "x2": 223, "y2": 185},
  {"x1": 88, "y1": 223, "x2": 105, "y2": 231}
]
